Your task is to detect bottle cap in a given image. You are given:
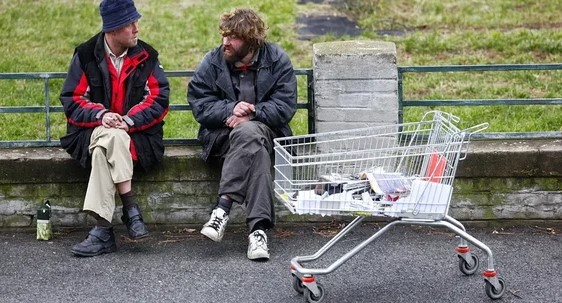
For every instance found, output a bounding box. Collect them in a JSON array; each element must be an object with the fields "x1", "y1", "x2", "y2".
[{"x1": 37, "y1": 200, "x2": 51, "y2": 221}]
